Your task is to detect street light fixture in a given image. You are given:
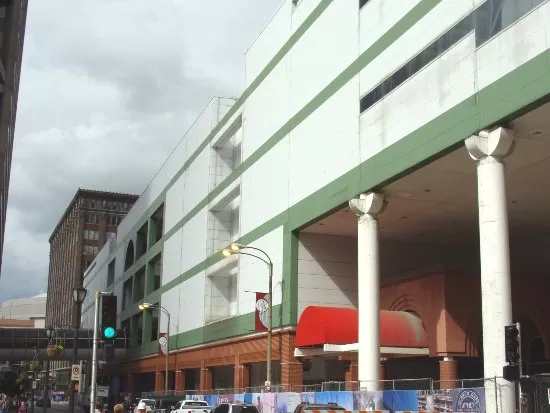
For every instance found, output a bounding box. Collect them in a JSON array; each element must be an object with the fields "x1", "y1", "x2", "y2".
[
  {"x1": 221, "y1": 243, "x2": 273, "y2": 390},
  {"x1": 138, "y1": 303, "x2": 170, "y2": 394},
  {"x1": 70, "y1": 287, "x2": 87, "y2": 413},
  {"x1": 73, "y1": 287, "x2": 87, "y2": 305}
]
